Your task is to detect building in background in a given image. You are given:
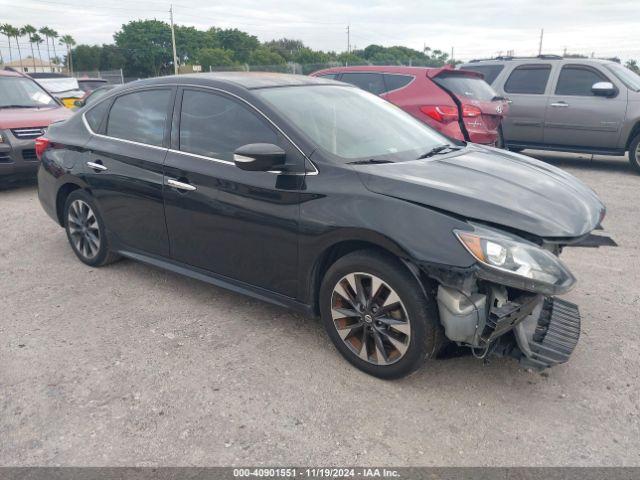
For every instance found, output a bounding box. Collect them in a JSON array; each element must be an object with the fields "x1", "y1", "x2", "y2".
[{"x1": 3, "y1": 57, "x2": 63, "y2": 74}]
